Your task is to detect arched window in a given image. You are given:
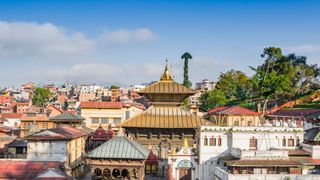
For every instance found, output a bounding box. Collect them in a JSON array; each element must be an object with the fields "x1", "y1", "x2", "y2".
[
  {"x1": 204, "y1": 137, "x2": 208, "y2": 146},
  {"x1": 296, "y1": 137, "x2": 300, "y2": 146},
  {"x1": 218, "y1": 136, "x2": 222, "y2": 146},
  {"x1": 94, "y1": 168, "x2": 102, "y2": 176},
  {"x1": 282, "y1": 136, "x2": 286, "y2": 147}
]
